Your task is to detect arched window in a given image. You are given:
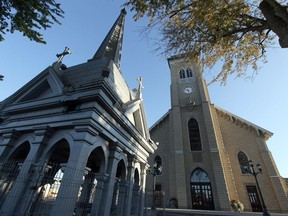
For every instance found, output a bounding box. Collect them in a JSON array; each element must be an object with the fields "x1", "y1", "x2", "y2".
[
  {"x1": 186, "y1": 68, "x2": 193, "y2": 78},
  {"x1": 191, "y1": 168, "x2": 210, "y2": 182},
  {"x1": 238, "y1": 151, "x2": 249, "y2": 174},
  {"x1": 179, "y1": 69, "x2": 186, "y2": 79},
  {"x1": 188, "y1": 118, "x2": 202, "y2": 151},
  {"x1": 154, "y1": 155, "x2": 162, "y2": 175}
]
